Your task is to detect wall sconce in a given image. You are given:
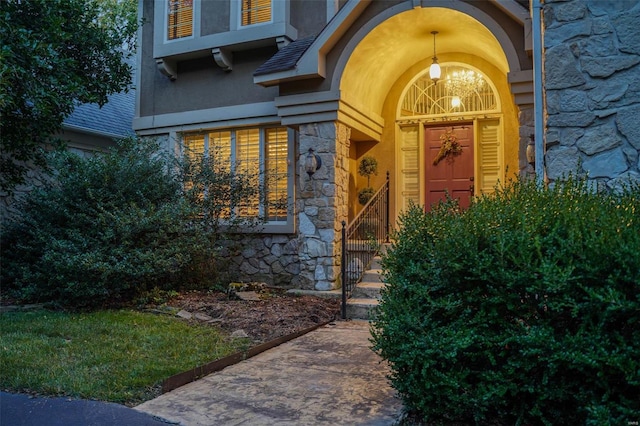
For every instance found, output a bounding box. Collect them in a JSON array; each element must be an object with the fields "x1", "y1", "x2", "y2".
[
  {"x1": 526, "y1": 134, "x2": 536, "y2": 165},
  {"x1": 429, "y1": 31, "x2": 441, "y2": 83},
  {"x1": 304, "y1": 148, "x2": 321, "y2": 177}
]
